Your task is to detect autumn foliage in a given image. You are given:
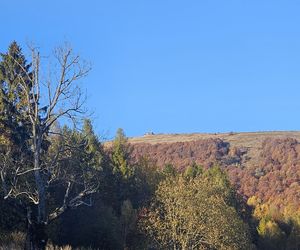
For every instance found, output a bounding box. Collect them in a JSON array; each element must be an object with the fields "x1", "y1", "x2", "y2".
[{"x1": 130, "y1": 137, "x2": 300, "y2": 214}]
